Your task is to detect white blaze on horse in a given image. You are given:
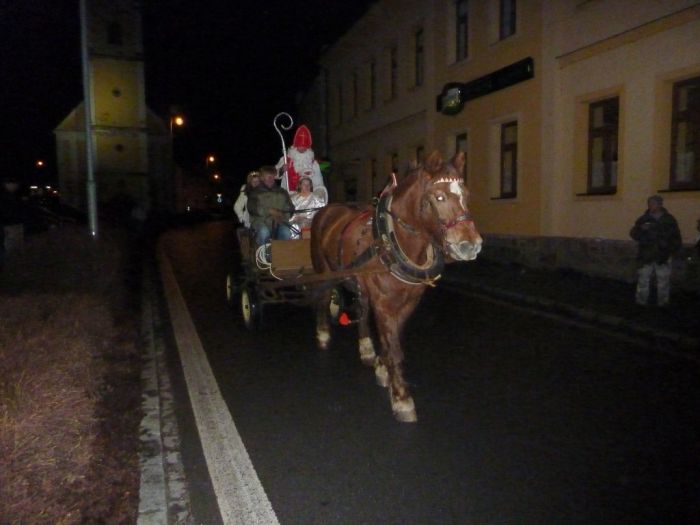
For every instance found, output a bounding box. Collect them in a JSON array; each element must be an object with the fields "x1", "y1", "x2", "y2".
[{"x1": 310, "y1": 151, "x2": 482, "y2": 422}]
